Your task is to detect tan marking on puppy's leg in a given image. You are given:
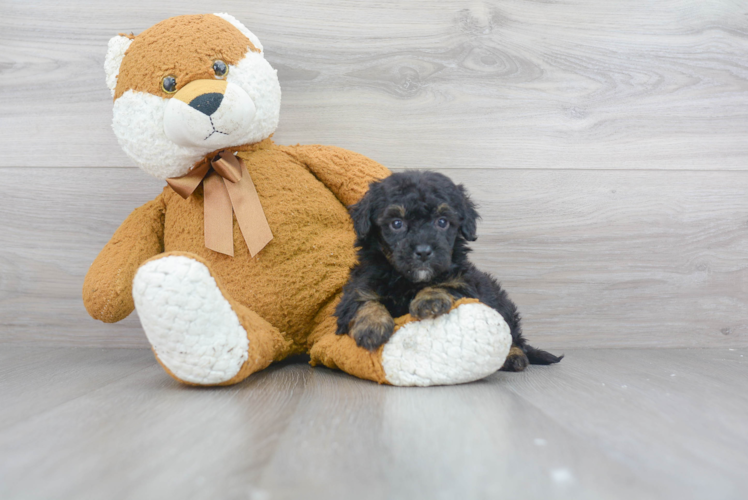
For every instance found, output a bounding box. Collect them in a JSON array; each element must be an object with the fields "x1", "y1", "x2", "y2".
[
  {"x1": 350, "y1": 301, "x2": 395, "y2": 351},
  {"x1": 501, "y1": 345, "x2": 529, "y2": 372},
  {"x1": 409, "y1": 287, "x2": 454, "y2": 320},
  {"x1": 437, "y1": 276, "x2": 470, "y2": 292},
  {"x1": 354, "y1": 288, "x2": 380, "y2": 303}
]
